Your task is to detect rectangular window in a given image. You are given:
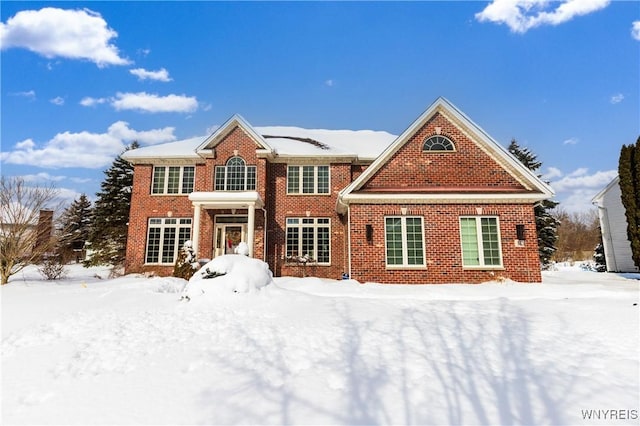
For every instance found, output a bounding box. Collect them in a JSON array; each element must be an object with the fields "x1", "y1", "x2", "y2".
[
  {"x1": 460, "y1": 217, "x2": 503, "y2": 268},
  {"x1": 285, "y1": 217, "x2": 330, "y2": 264},
  {"x1": 214, "y1": 165, "x2": 257, "y2": 191},
  {"x1": 287, "y1": 165, "x2": 330, "y2": 194},
  {"x1": 385, "y1": 216, "x2": 425, "y2": 267},
  {"x1": 145, "y1": 218, "x2": 192, "y2": 264},
  {"x1": 151, "y1": 166, "x2": 195, "y2": 195}
]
